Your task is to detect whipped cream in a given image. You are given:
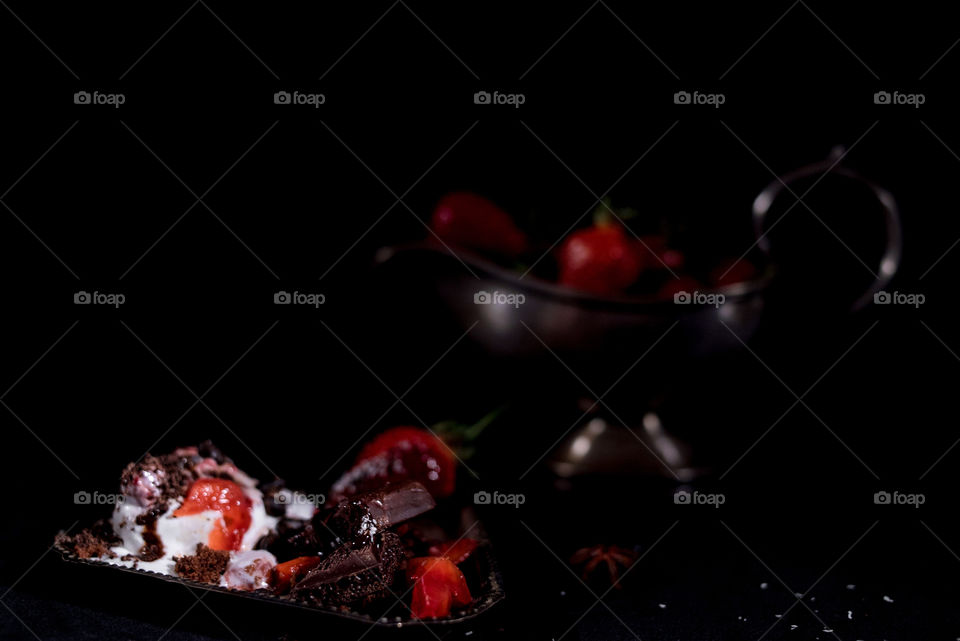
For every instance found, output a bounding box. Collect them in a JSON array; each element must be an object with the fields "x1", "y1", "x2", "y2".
[
  {"x1": 220, "y1": 550, "x2": 277, "y2": 591},
  {"x1": 102, "y1": 454, "x2": 279, "y2": 579}
]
